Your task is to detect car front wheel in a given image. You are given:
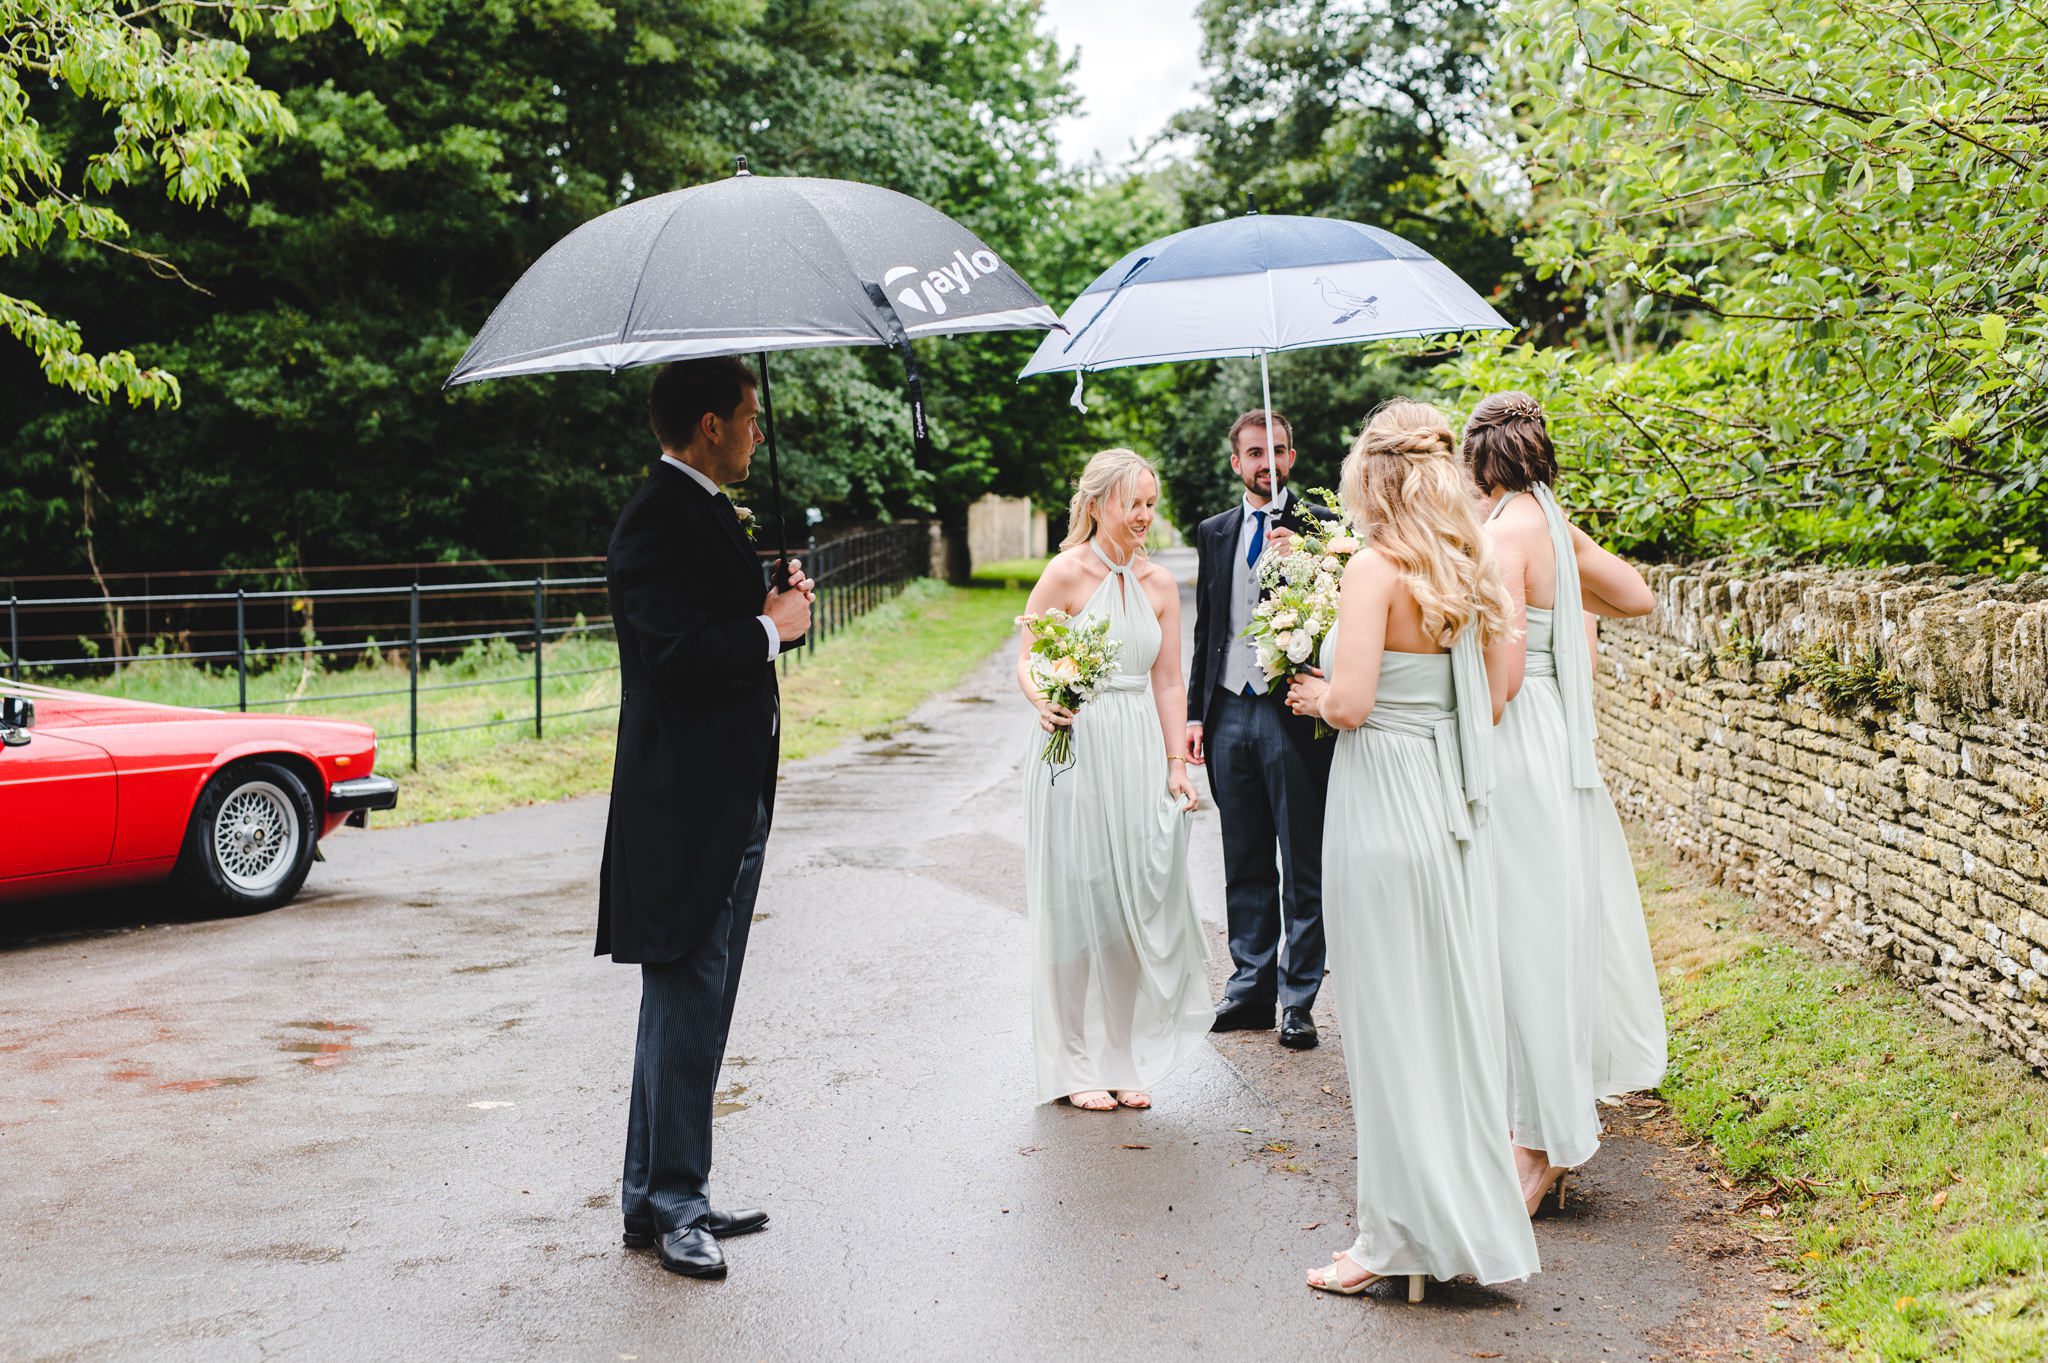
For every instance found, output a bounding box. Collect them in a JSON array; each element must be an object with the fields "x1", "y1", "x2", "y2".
[{"x1": 174, "y1": 760, "x2": 318, "y2": 913}]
